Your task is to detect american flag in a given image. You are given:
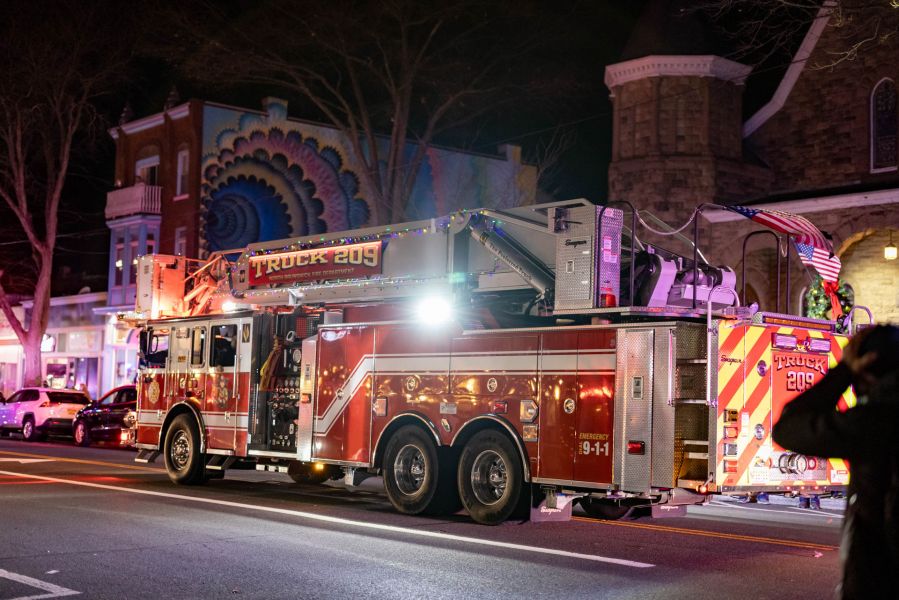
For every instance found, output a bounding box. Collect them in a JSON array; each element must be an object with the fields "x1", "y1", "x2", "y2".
[
  {"x1": 794, "y1": 242, "x2": 841, "y2": 283},
  {"x1": 726, "y1": 206, "x2": 832, "y2": 251}
]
